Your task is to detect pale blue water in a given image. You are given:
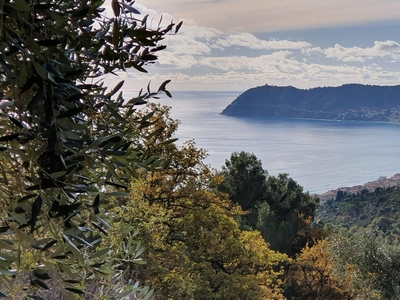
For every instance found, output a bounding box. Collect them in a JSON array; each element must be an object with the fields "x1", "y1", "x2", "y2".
[{"x1": 130, "y1": 91, "x2": 400, "y2": 194}]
